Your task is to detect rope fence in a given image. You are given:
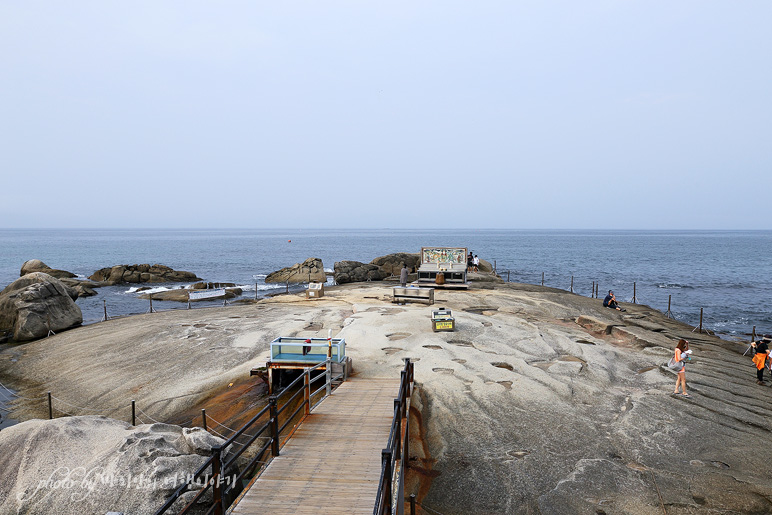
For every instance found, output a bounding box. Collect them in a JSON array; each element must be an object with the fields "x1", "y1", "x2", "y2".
[
  {"x1": 0, "y1": 379, "x2": 266, "y2": 443},
  {"x1": 492, "y1": 268, "x2": 763, "y2": 338}
]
